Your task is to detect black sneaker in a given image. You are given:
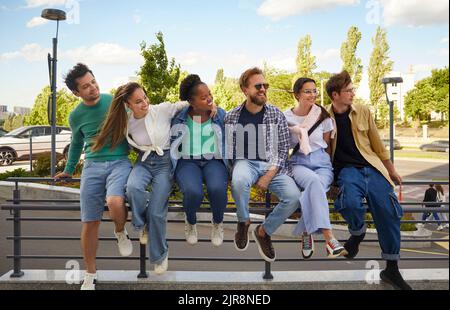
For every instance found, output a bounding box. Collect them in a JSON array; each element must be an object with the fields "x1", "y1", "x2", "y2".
[
  {"x1": 252, "y1": 225, "x2": 276, "y2": 262},
  {"x1": 380, "y1": 269, "x2": 413, "y2": 290},
  {"x1": 234, "y1": 222, "x2": 250, "y2": 251},
  {"x1": 343, "y1": 233, "x2": 365, "y2": 259}
]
